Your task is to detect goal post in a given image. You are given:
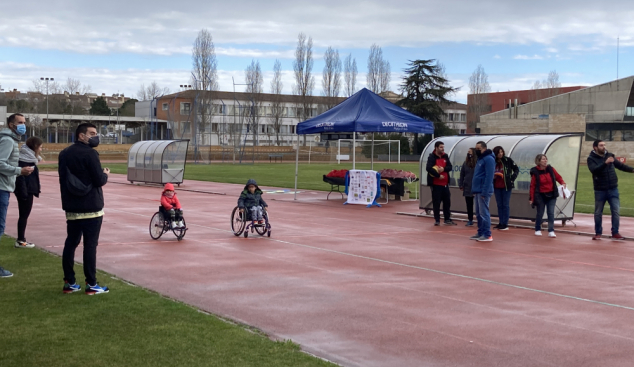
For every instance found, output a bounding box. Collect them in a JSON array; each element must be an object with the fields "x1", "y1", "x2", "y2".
[{"x1": 336, "y1": 139, "x2": 401, "y2": 164}]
